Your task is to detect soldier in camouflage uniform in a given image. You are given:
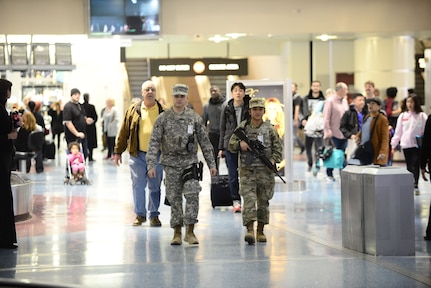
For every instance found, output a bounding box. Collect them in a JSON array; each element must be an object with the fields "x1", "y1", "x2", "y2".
[
  {"x1": 229, "y1": 97, "x2": 283, "y2": 245},
  {"x1": 147, "y1": 84, "x2": 217, "y2": 246}
]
